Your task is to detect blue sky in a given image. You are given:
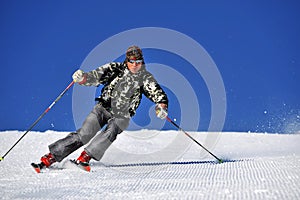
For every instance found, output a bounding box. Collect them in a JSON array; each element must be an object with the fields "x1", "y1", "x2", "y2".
[{"x1": 0, "y1": 1, "x2": 299, "y2": 133}]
